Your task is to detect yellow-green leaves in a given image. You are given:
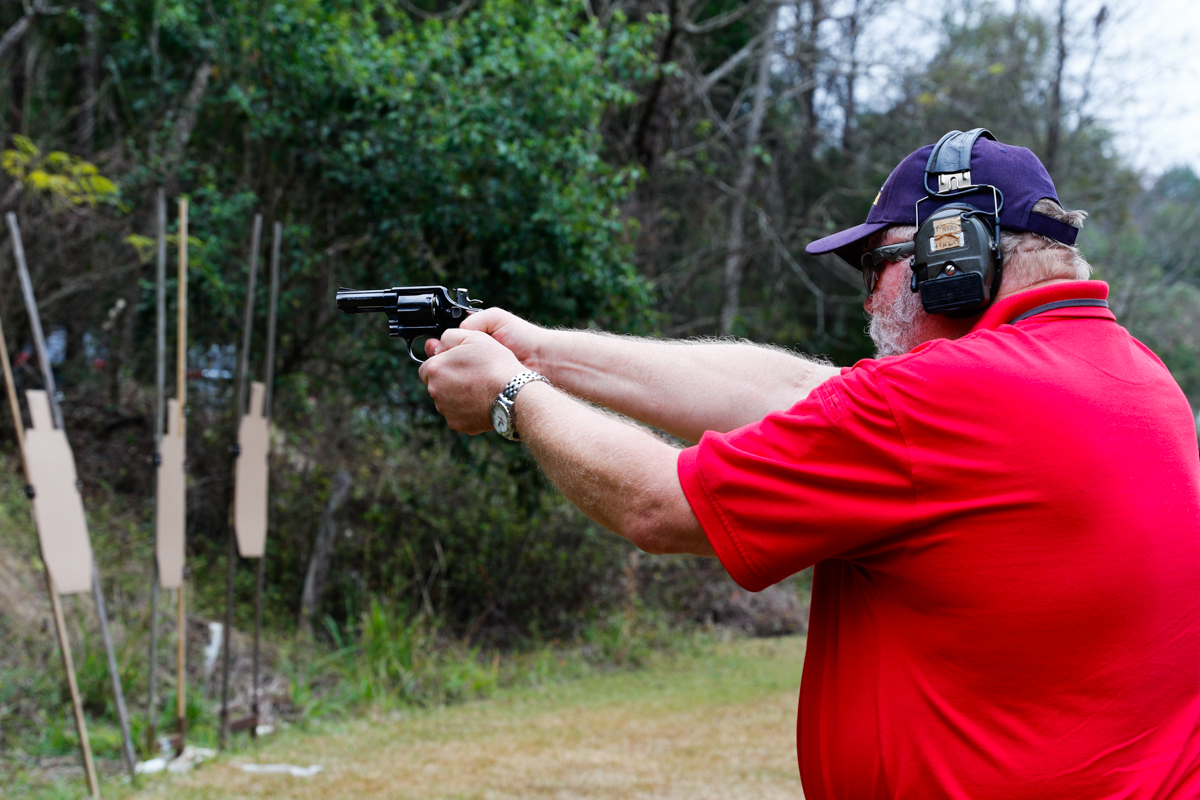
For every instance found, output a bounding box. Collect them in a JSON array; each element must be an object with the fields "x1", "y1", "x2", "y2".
[{"x1": 1, "y1": 136, "x2": 119, "y2": 210}]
